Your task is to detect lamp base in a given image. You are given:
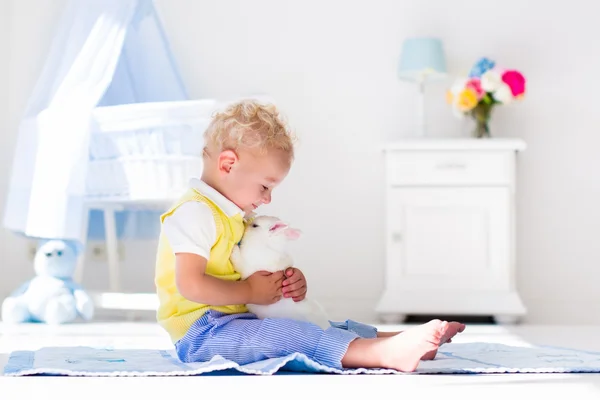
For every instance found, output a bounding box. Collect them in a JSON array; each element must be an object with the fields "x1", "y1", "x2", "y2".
[{"x1": 415, "y1": 81, "x2": 426, "y2": 137}]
